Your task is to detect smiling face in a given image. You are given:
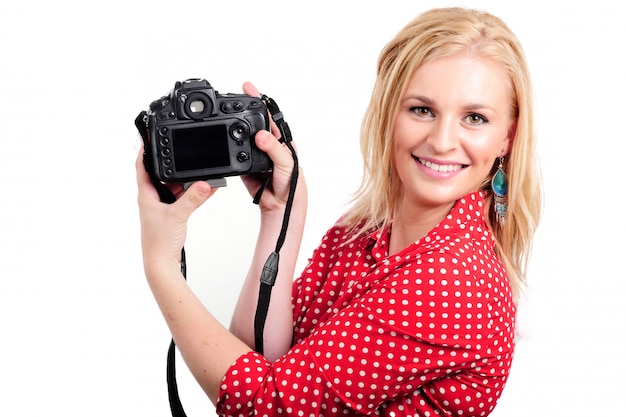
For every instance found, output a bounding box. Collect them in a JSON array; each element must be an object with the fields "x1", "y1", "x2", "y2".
[{"x1": 392, "y1": 52, "x2": 515, "y2": 218}]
